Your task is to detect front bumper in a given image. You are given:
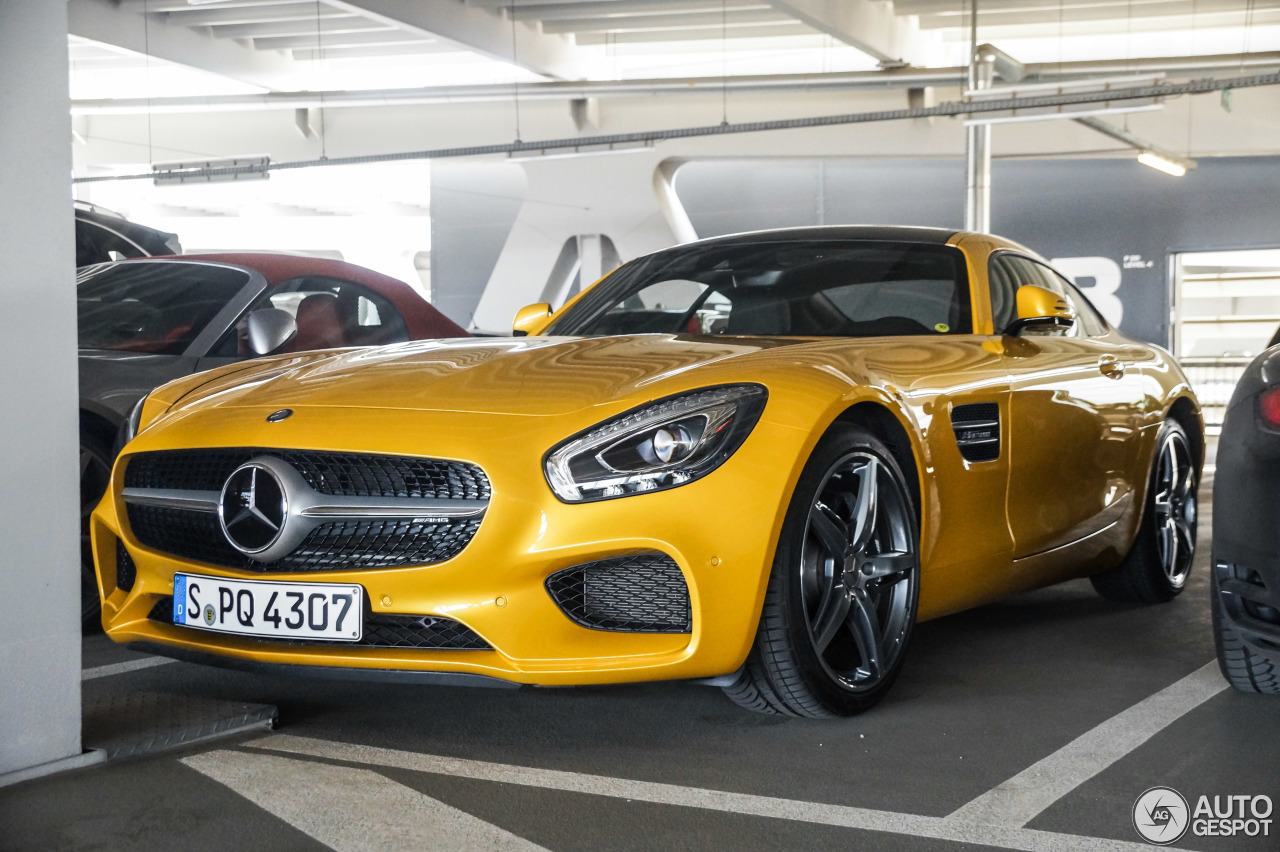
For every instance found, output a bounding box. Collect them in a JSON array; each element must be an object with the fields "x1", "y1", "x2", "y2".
[{"x1": 92, "y1": 407, "x2": 808, "y2": 686}]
